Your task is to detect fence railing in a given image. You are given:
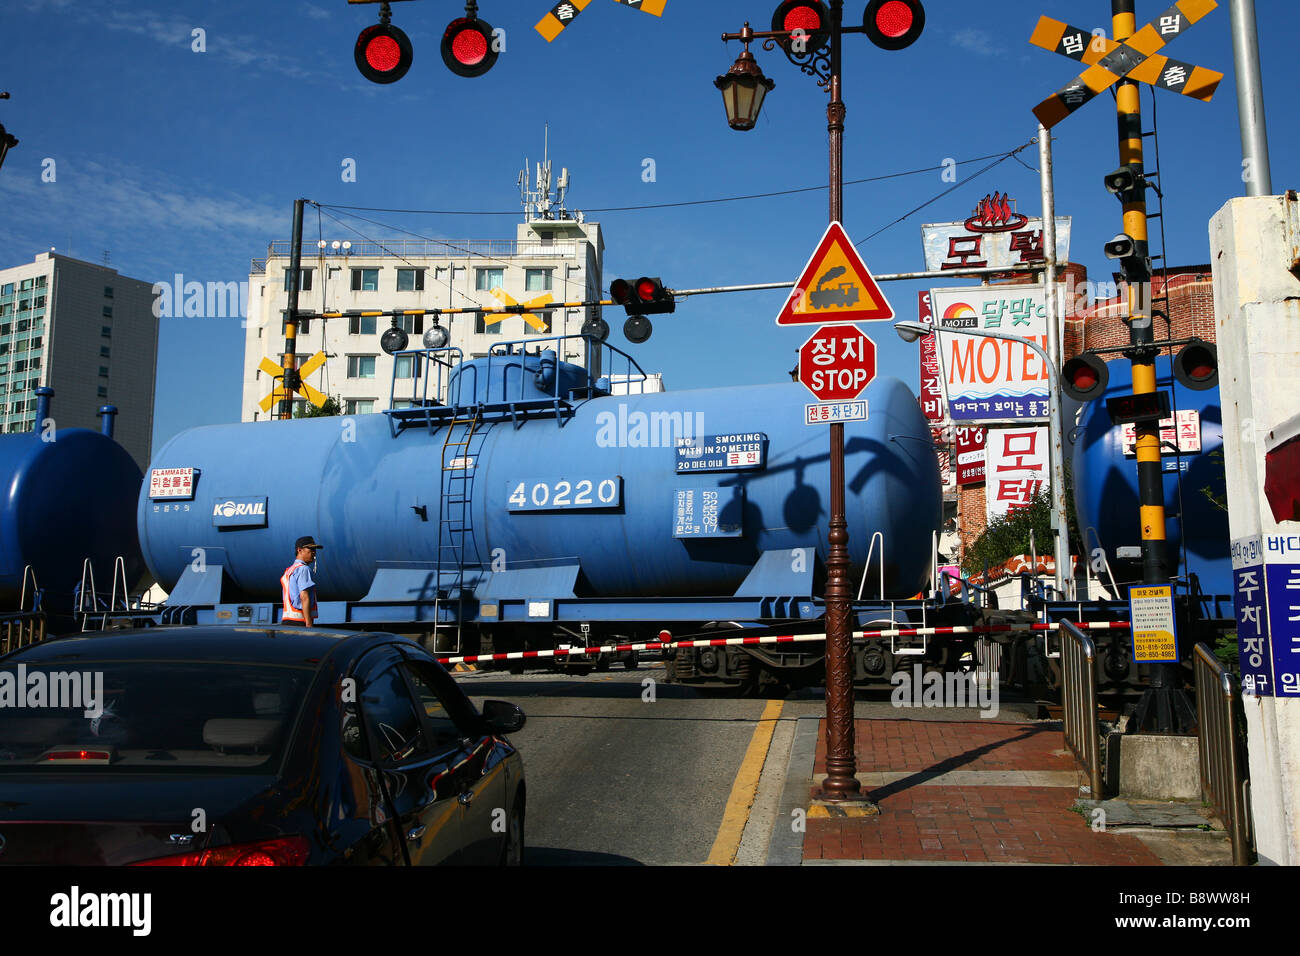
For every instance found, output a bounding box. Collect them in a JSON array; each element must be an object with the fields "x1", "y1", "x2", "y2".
[
  {"x1": 1060, "y1": 621, "x2": 1103, "y2": 798},
  {"x1": 1193, "y1": 643, "x2": 1253, "y2": 866},
  {"x1": 1, "y1": 611, "x2": 46, "y2": 656}
]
